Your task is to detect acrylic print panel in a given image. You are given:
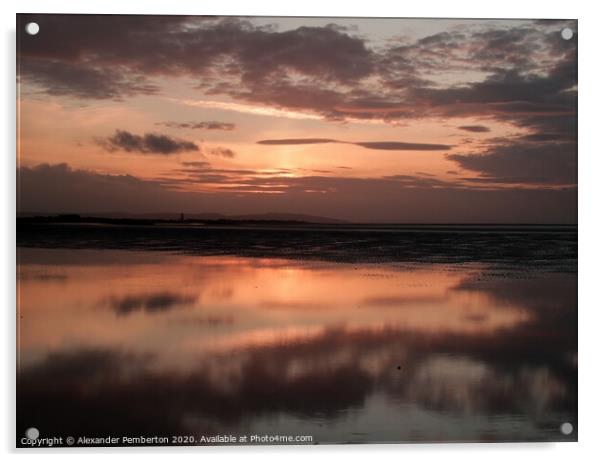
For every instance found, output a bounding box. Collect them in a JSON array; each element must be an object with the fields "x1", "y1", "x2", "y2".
[{"x1": 16, "y1": 14, "x2": 577, "y2": 447}]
